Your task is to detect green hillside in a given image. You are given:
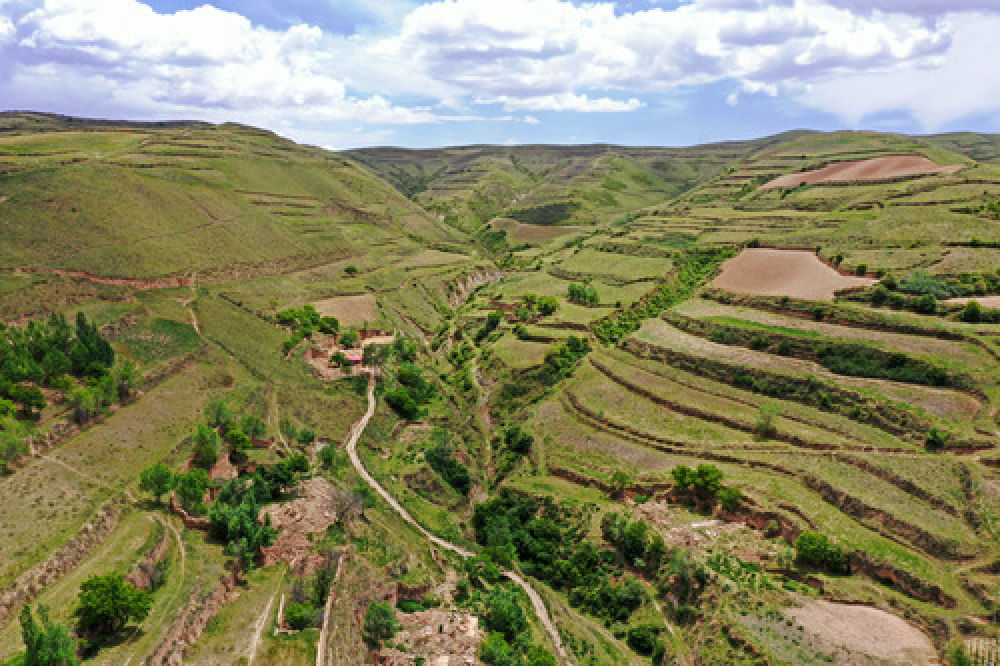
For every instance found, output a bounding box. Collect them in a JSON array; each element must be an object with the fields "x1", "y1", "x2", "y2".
[
  {"x1": 1, "y1": 120, "x2": 997, "y2": 666},
  {"x1": 0, "y1": 112, "x2": 464, "y2": 281}
]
